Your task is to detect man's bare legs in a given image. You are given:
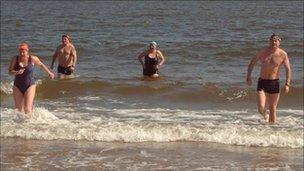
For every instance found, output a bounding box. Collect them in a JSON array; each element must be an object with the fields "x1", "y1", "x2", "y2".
[
  {"x1": 58, "y1": 73, "x2": 74, "y2": 79},
  {"x1": 268, "y1": 93, "x2": 280, "y2": 123},
  {"x1": 257, "y1": 91, "x2": 269, "y2": 121},
  {"x1": 151, "y1": 73, "x2": 159, "y2": 78}
]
